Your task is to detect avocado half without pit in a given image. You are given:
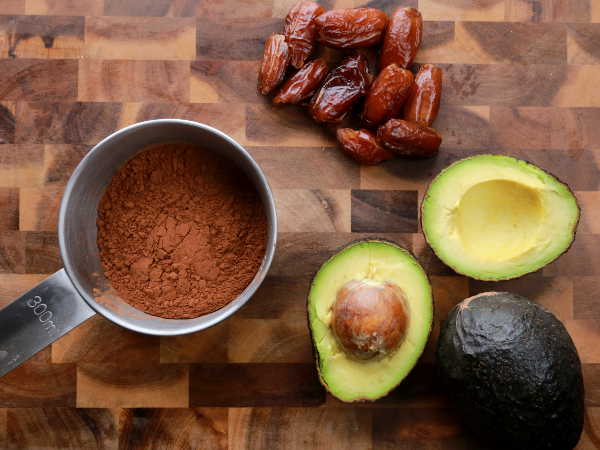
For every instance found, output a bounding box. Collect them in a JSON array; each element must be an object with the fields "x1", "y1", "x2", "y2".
[
  {"x1": 422, "y1": 154, "x2": 579, "y2": 280},
  {"x1": 308, "y1": 240, "x2": 433, "y2": 402}
]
